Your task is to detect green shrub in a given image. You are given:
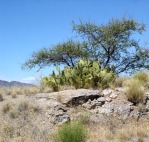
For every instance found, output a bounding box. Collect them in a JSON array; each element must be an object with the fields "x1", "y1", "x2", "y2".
[
  {"x1": 43, "y1": 59, "x2": 116, "y2": 91},
  {"x1": 54, "y1": 122, "x2": 87, "y2": 142},
  {"x1": 125, "y1": 79, "x2": 145, "y2": 104}
]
